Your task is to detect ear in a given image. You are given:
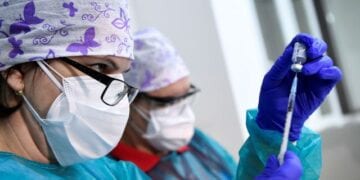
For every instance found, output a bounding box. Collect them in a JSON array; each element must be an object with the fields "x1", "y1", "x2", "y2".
[{"x1": 5, "y1": 69, "x2": 25, "y2": 93}]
